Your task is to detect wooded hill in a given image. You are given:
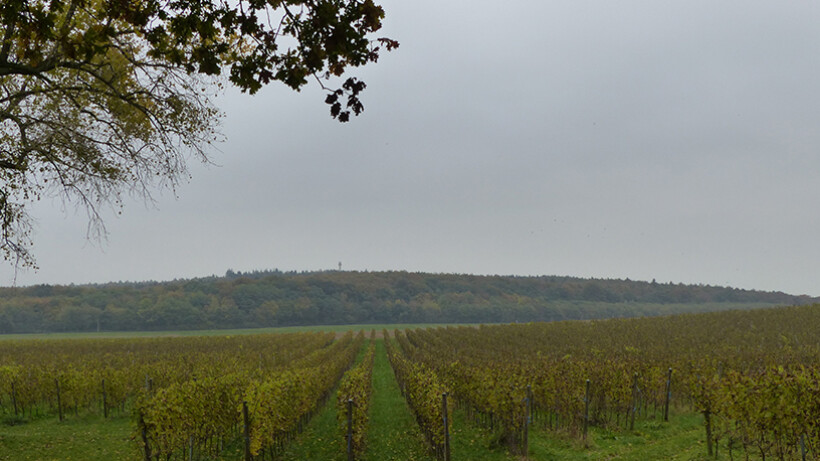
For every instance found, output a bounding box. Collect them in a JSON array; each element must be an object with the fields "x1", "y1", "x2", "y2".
[{"x1": 0, "y1": 270, "x2": 816, "y2": 334}]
